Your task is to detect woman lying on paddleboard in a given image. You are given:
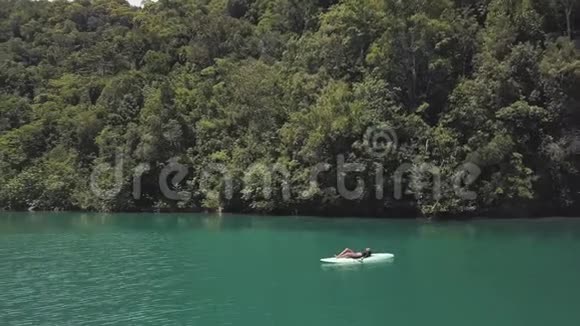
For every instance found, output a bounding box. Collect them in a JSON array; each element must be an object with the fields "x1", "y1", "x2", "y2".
[{"x1": 335, "y1": 248, "x2": 372, "y2": 259}]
